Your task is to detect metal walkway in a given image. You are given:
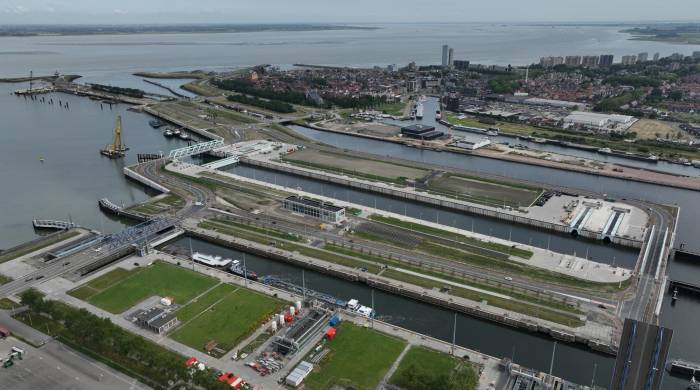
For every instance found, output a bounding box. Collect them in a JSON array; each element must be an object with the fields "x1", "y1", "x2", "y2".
[{"x1": 32, "y1": 219, "x2": 75, "y2": 230}]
